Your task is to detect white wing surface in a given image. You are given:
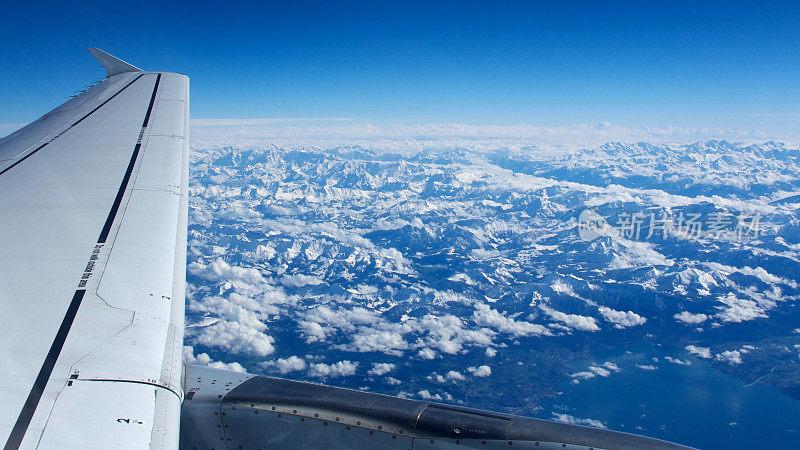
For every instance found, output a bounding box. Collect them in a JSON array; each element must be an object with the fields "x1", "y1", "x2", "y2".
[{"x1": 0, "y1": 49, "x2": 188, "y2": 449}]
